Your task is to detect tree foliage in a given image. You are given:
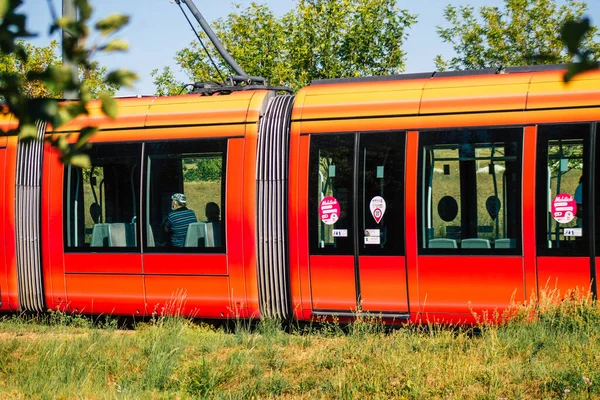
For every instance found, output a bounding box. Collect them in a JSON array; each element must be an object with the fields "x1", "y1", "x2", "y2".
[
  {"x1": 183, "y1": 157, "x2": 222, "y2": 182},
  {"x1": 0, "y1": 39, "x2": 119, "y2": 99},
  {"x1": 0, "y1": 0, "x2": 138, "y2": 166},
  {"x1": 152, "y1": 0, "x2": 416, "y2": 93},
  {"x1": 435, "y1": 0, "x2": 600, "y2": 72}
]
